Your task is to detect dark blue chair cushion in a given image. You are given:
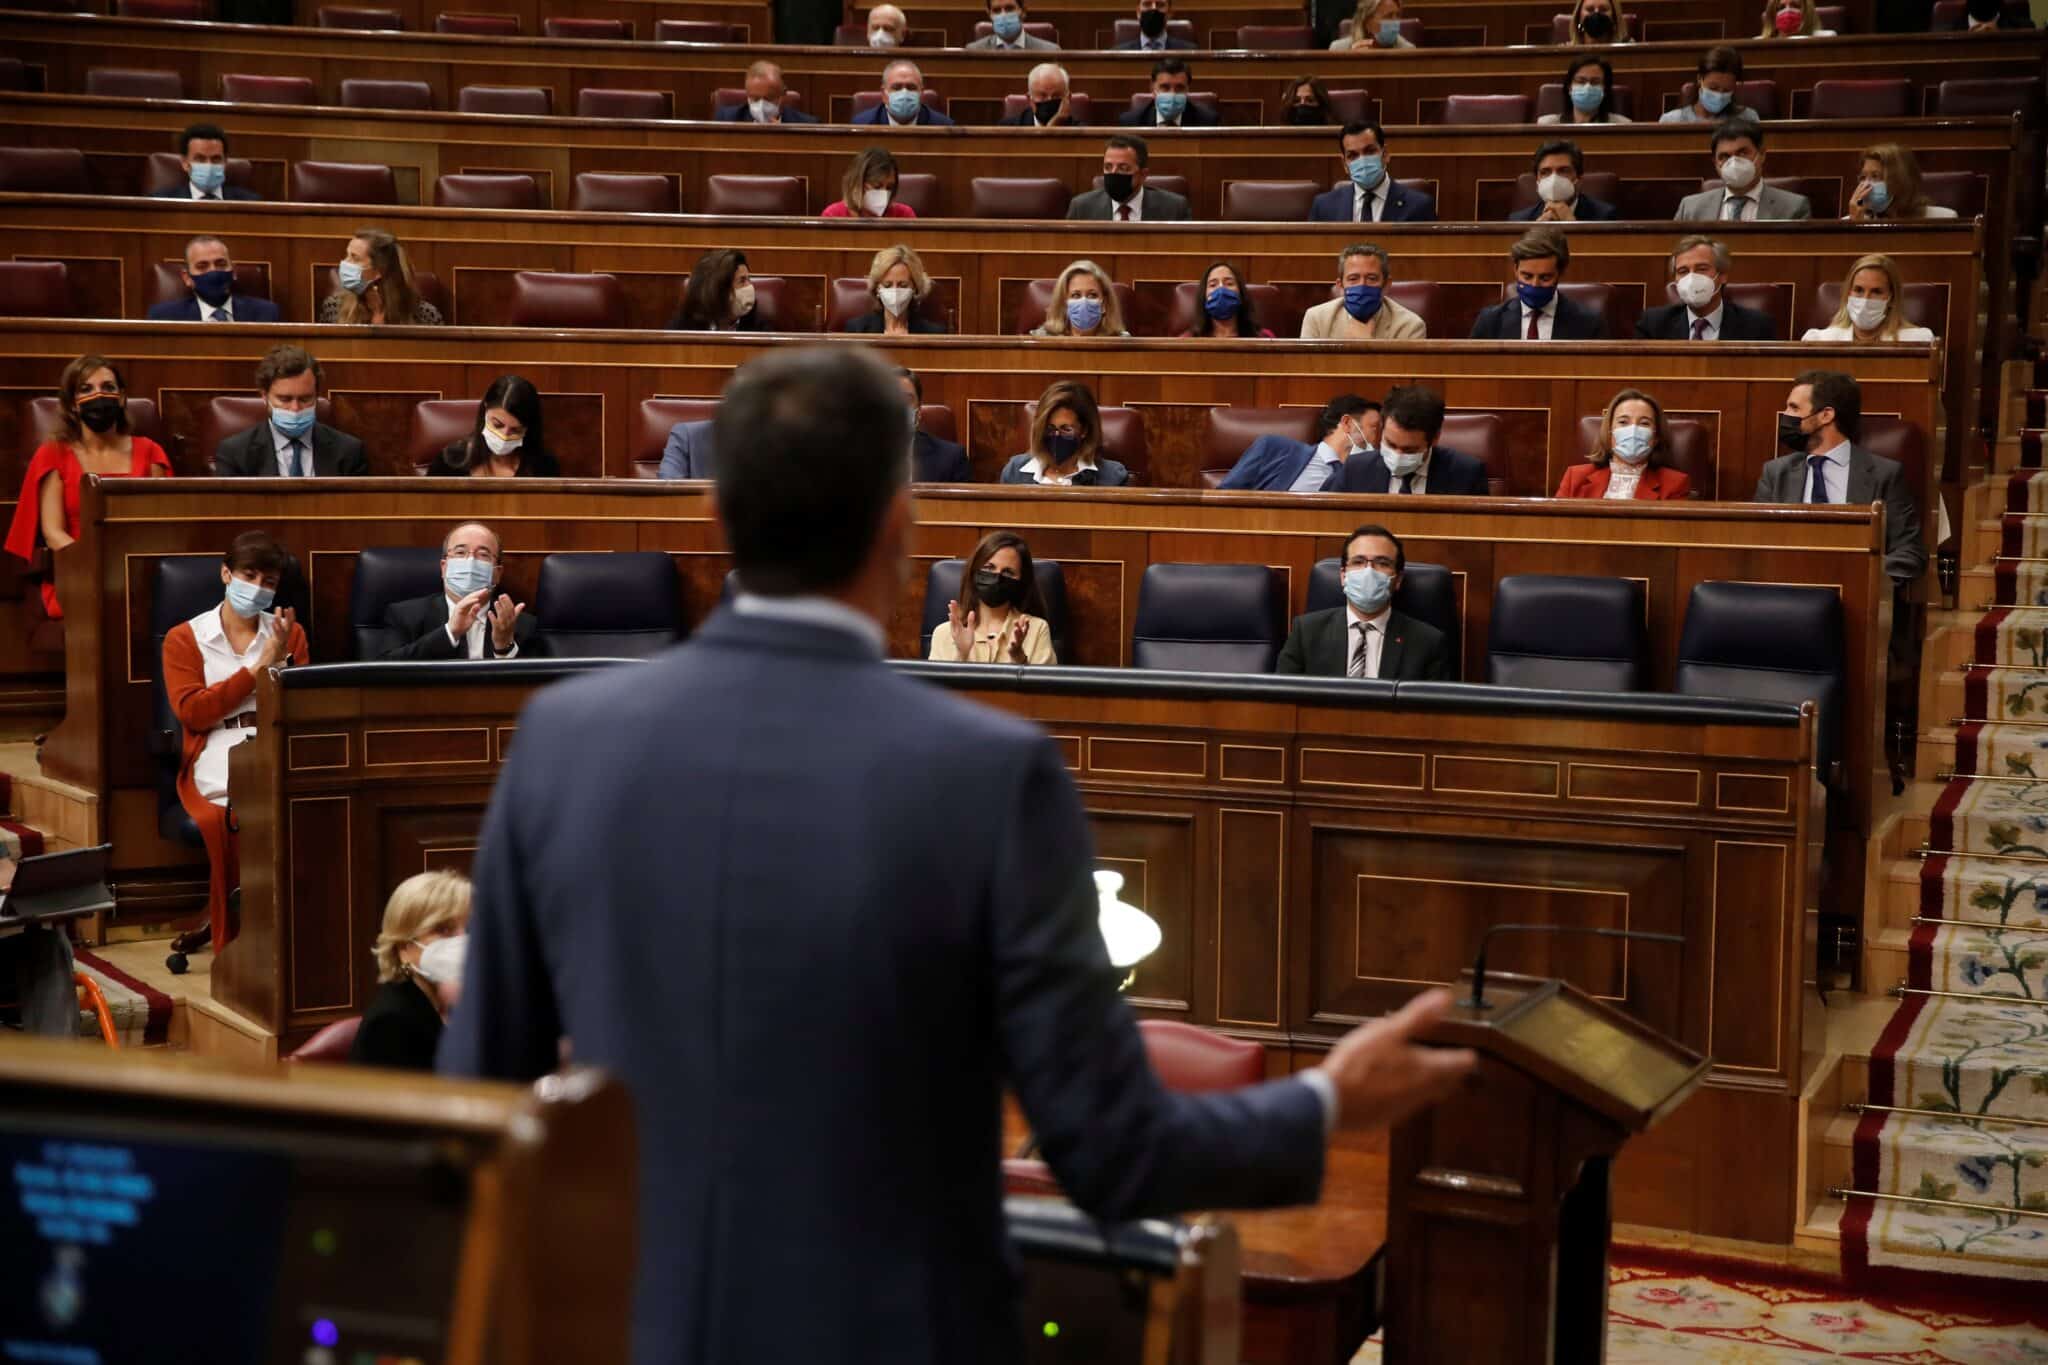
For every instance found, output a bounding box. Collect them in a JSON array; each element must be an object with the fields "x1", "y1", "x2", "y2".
[
  {"x1": 534, "y1": 551, "x2": 682, "y2": 659},
  {"x1": 152, "y1": 555, "x2": 236, "y2": 846},
  {"x1": 919, "y1": 557, "x2": 1071, "y2": 662},
  {"x1": 1131, "y1": 563, "x2": 1284, "y2": 675},
  {"x1": 1308, "y1": 557, "x2": 1460, "y2": 675},
  {"x1": 1486, "y1": 574, "x2": 1646, "y2": 692},
  {"x1": 1676, "y1": 581, "x2": 1844, "y2": 774},
  {"x1": 350, "y1": 545, "x2": 445, "y2": 660}
]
